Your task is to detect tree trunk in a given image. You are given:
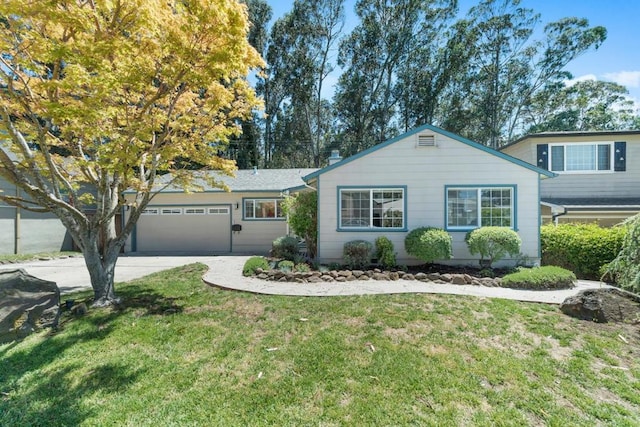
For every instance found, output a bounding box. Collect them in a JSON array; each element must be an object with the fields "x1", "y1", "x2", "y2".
[{"x1": 82, "y1": 237, "x2": 122, "y2": 307}]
